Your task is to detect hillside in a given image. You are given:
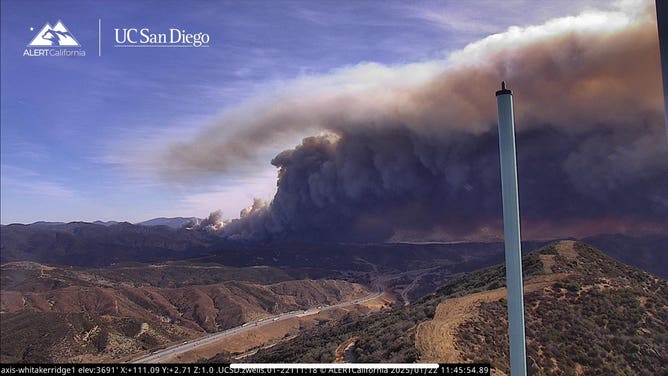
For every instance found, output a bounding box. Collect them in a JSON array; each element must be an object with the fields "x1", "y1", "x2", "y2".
[
  {"x1": 137, "y1": 217, "x2": 200, "y2": 229},
  {"x1": 244, "y1": 241, "x2": 667, "y2": 375},
  {"x1": 0, "y1": 222, "x2": 216, "y2": 266},
  {"x1": 3, "y1": 222, "x2": 664, "y2": 288},
  {"x1": 438, "y1": 241, "x2": 667, "y2": 375},
  {"x1": 0, "y1": 261, "x2": 369, "y2": 363}
]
